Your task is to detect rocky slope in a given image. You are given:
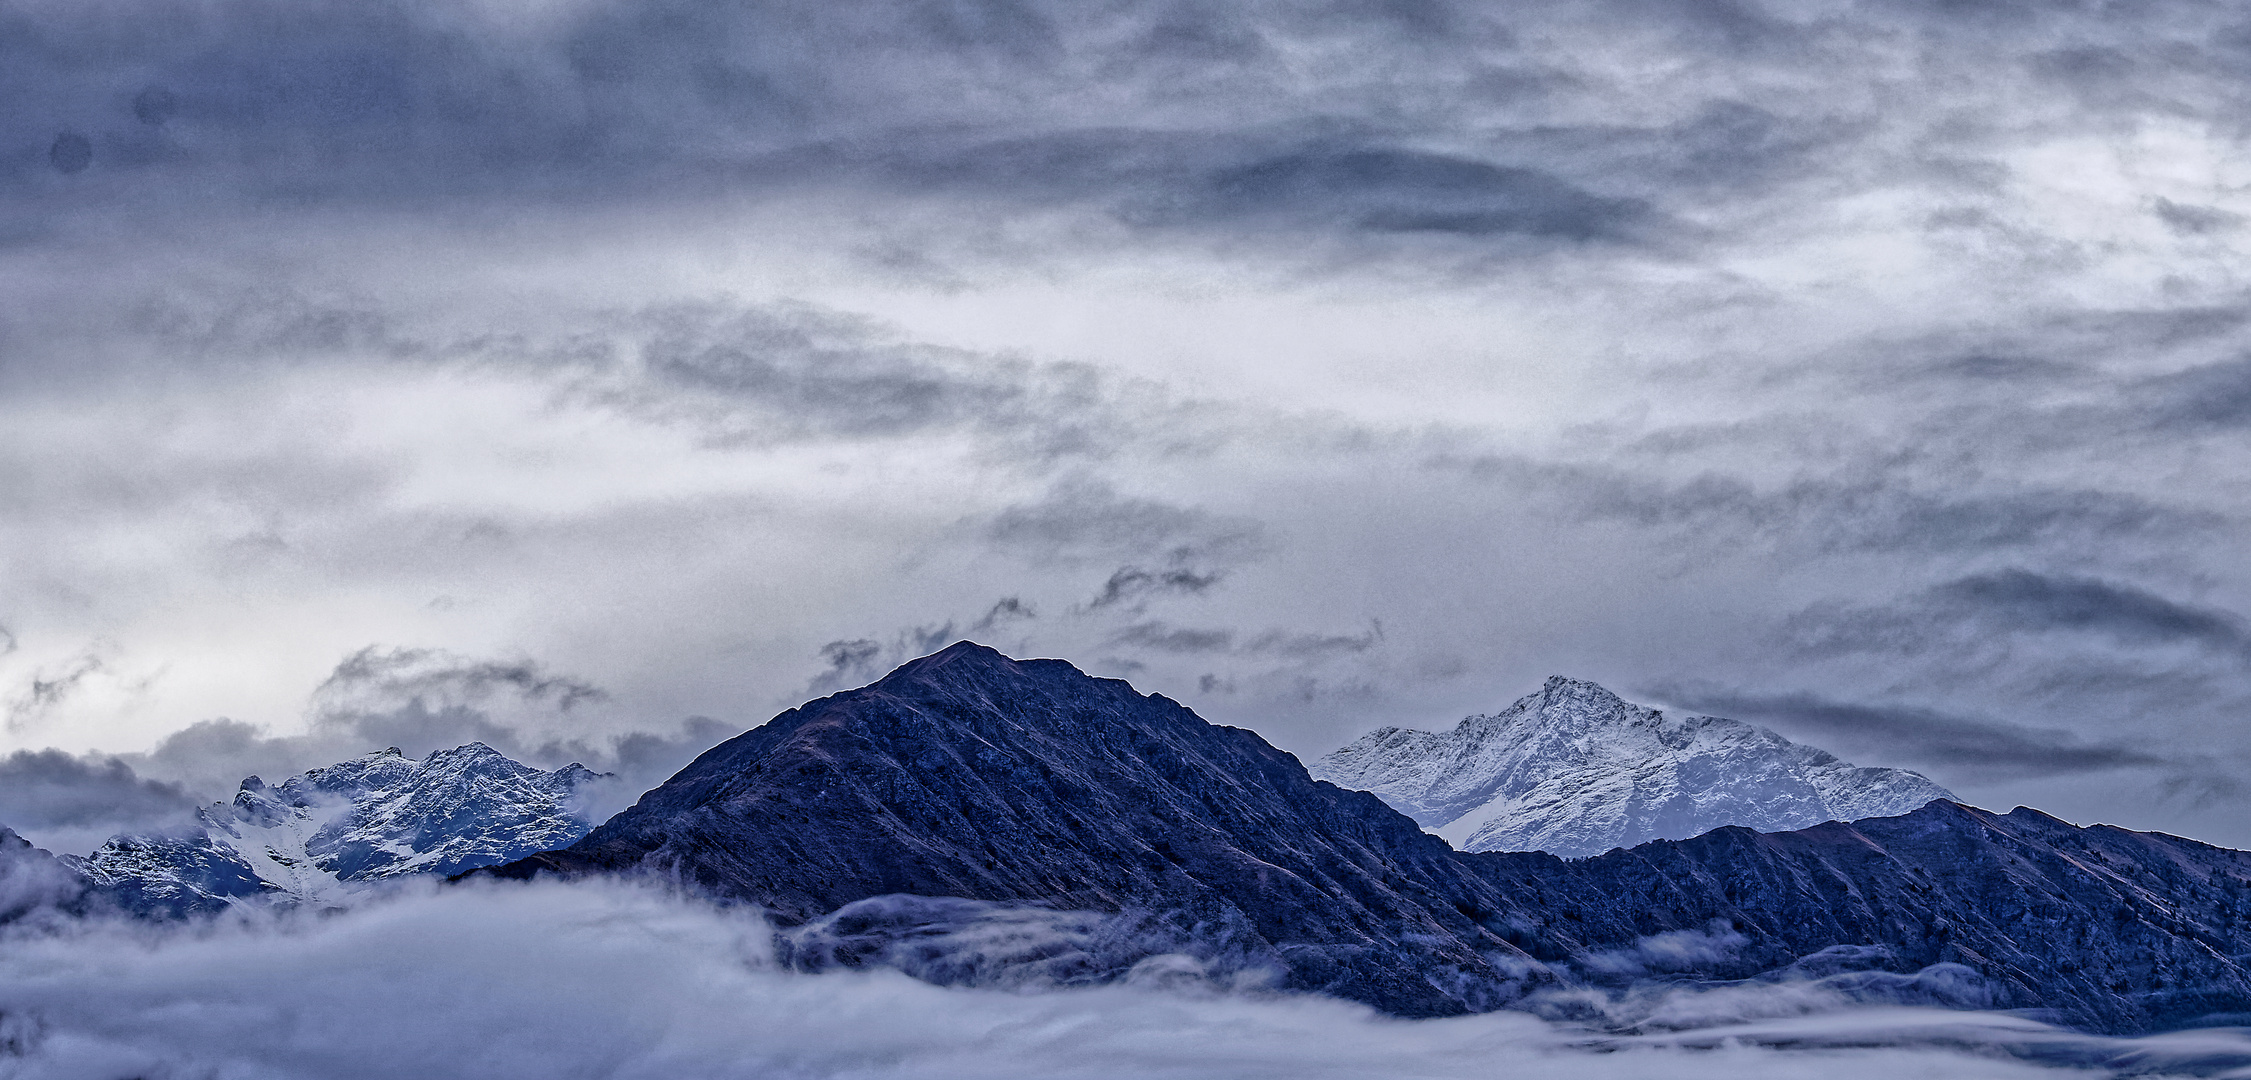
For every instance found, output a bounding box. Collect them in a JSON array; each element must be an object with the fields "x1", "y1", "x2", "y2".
[
  {"x1": 72, "y1": 743, "x2": 603, "y2": 916},
  {"x1": 494, "y1": 642, "x2": 2251, "y2": 1034},
  {"x1": 496, "y1": 642, "x2": 1529, "y2": 1015},
  {"x1": 1314, "y1": 676, "x2": 1952, "y2": 856}
]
